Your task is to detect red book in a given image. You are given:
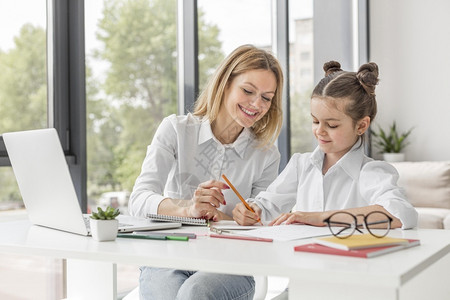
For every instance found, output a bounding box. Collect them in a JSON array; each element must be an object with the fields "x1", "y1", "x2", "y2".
[{"x1": 294, "y1": 239, "x2": 420, "y2": 258}]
